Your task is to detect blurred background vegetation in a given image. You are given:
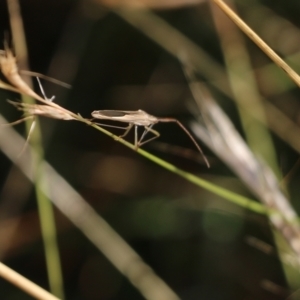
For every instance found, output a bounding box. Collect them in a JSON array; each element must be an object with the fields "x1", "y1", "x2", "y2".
[{"x1": 1, "y1": 0, "x2": 300, "y2": 299}]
